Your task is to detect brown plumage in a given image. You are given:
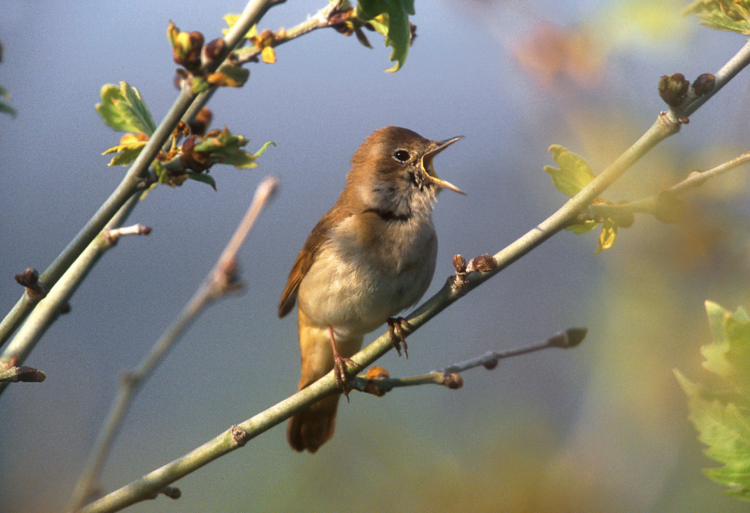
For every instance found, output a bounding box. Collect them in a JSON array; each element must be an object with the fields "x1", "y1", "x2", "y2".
[{"x1": 279, "y1": 126, "x2": 464, "y2": 452}]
